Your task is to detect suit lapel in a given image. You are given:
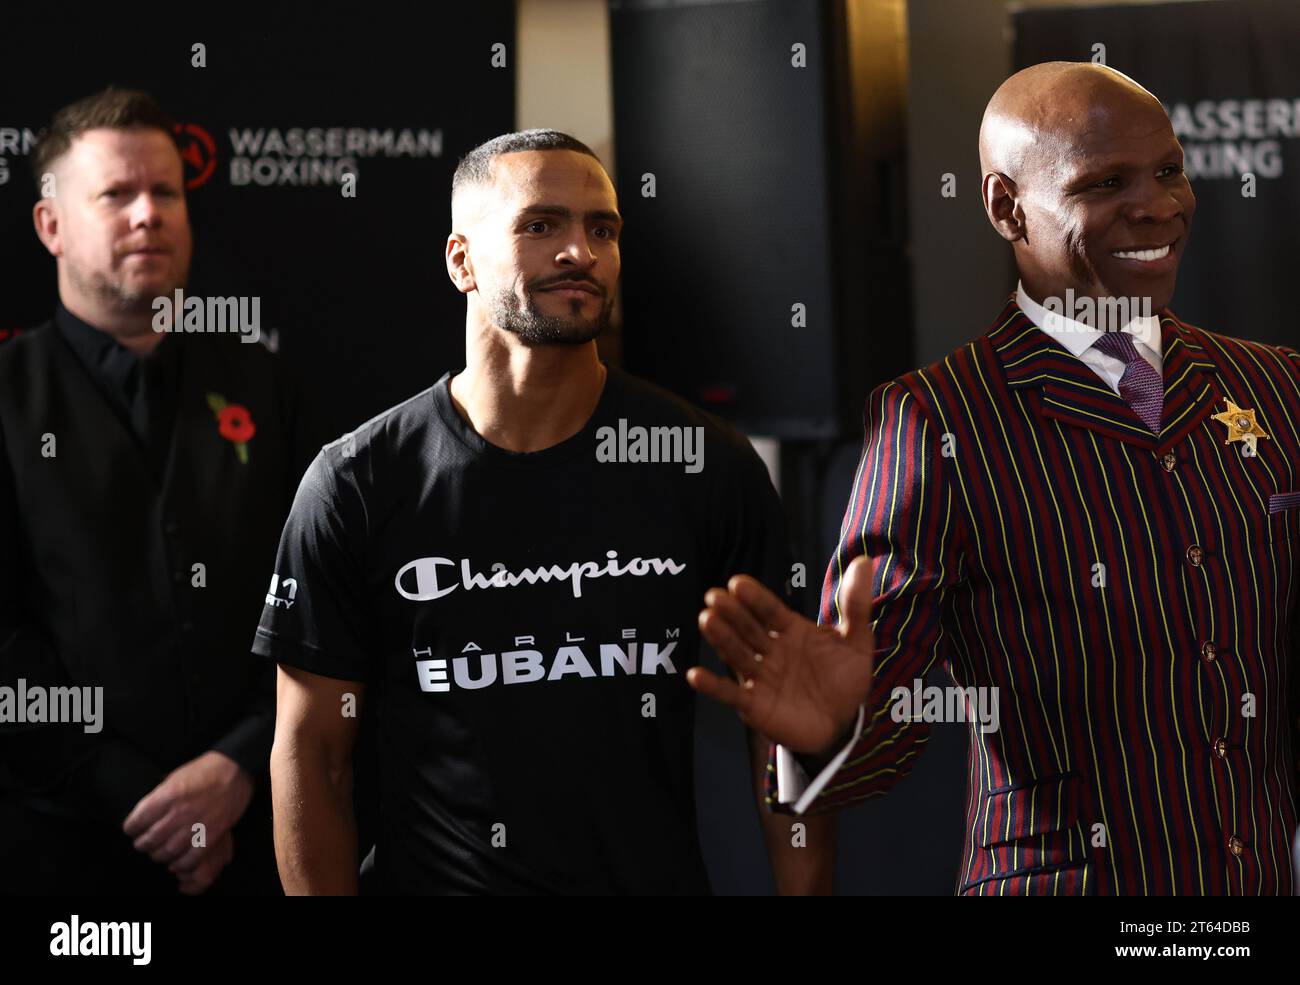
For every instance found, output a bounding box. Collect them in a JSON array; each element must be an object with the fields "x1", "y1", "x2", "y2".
[
  {"x1": 991, "y1": 298, "x2": 1220, "y2": 453},
  {"x1": 158, "y1": 338, "x2": 190, "y2": 497},
  {"x1": 163, "y1": 333, "x2": 221, "y2": 501},
  {"x1": 47, "y1": 325, "x2": 159, "y2": 484},
  {"x1": 992, "y1": 299, "x2": 1157, "y2": 450},
  {"x1": 162, "y1": 334, "x2": 251, "y2": 504},
  {"x1": 1154, "y1": 316, "x2": 1221, "y2": 453}
]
